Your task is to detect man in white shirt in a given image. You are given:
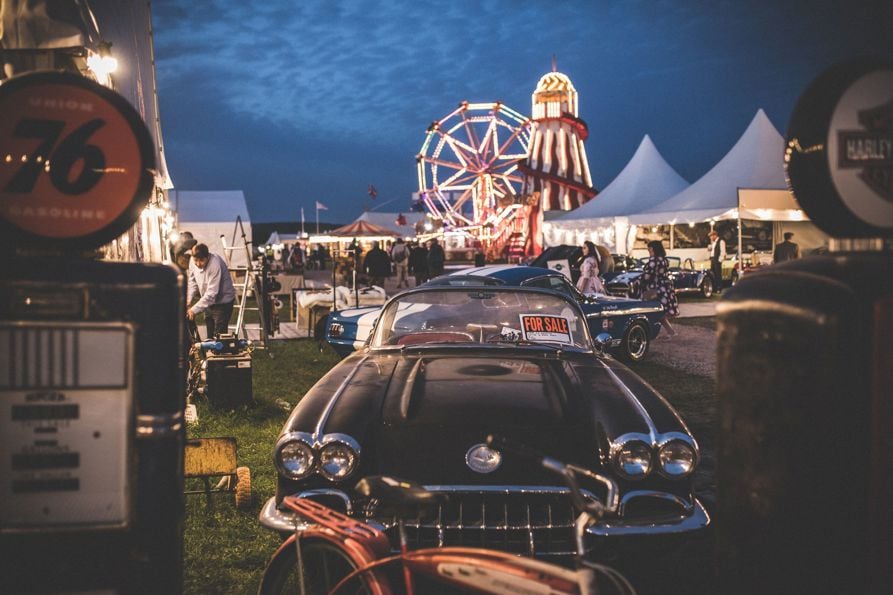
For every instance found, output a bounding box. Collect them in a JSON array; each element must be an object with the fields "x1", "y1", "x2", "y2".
[
  {"x1": 707, "y1": 230, "x2": 727, "y2": 294},
  {"x1": 187, "y1": 243, "x2": 237, "y2": 338}
]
